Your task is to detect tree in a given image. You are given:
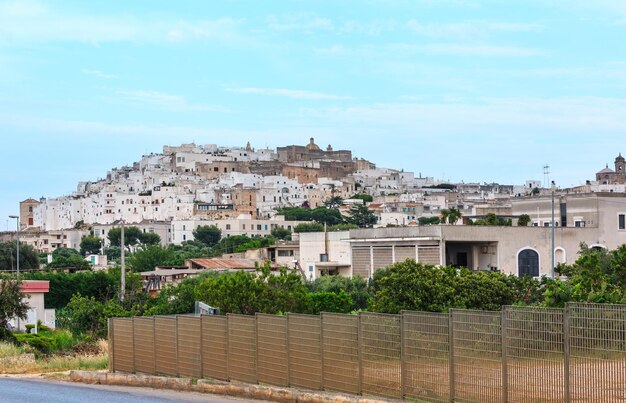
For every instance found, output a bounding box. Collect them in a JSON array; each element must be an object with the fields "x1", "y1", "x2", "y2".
[
  {"x1": 471, "y1": 213, "x2": 511, "y2": 226},
  {"x1": 518, "y1": 214, "x2": 531, "y2": 227},
  {"x1": 47, "y1": 255, "x2": 91, "y2": 271},
  {"x1": 271, "y1": 226, "x2": 292, "y2": 241},
  {"x1": 128, "y1": 245, "x2": 175, "y2": 272},
  {"x1": 80, "y1": 235, "x2": 102, "y2": 256},
  {"x1": 0, "y1": 241, "x2": 40, "y2": 272},
  {"x1": 52, "y1": 247, "x2": 81, "y2": 260},
  {"x1": 140, "y1": 232, "x2": 161, "y2": 245},
  {"x1": 347, "y1": 204, "x2": 377, "y2": 228},
  {"x1": 107, "y1": 226, "x2": 143, "y2": 247},
  {"x1": 350, "y1": 193, "x2": 374, "y2": 203},
  {"x1": 448, "y1": 207, "x2": 462, "y2": 224},
  {"x1": 294, "y1": 223, "x2": 325, "y2": 233},
  {"x1": 0, "y1": 279, "x2": 29, "y2": 330},
  {"x1": 544, "y1": 243, "x2": 626, "y2": 306},
  {"x1": 195, "y1": 264, "x2": 309, "y2": 315},
  {"x1": 192, "y1": 225, "x2": 222, "y2": 246},
  {"x1": 418, "y1": 216, "x2": 441, "y2": 225},
  {"x1": 323, "y1": 196, "x2": 344, "y2": 209},
  {"x1": 369, "y1": 260, "x2": 519, "y2": 314}
]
